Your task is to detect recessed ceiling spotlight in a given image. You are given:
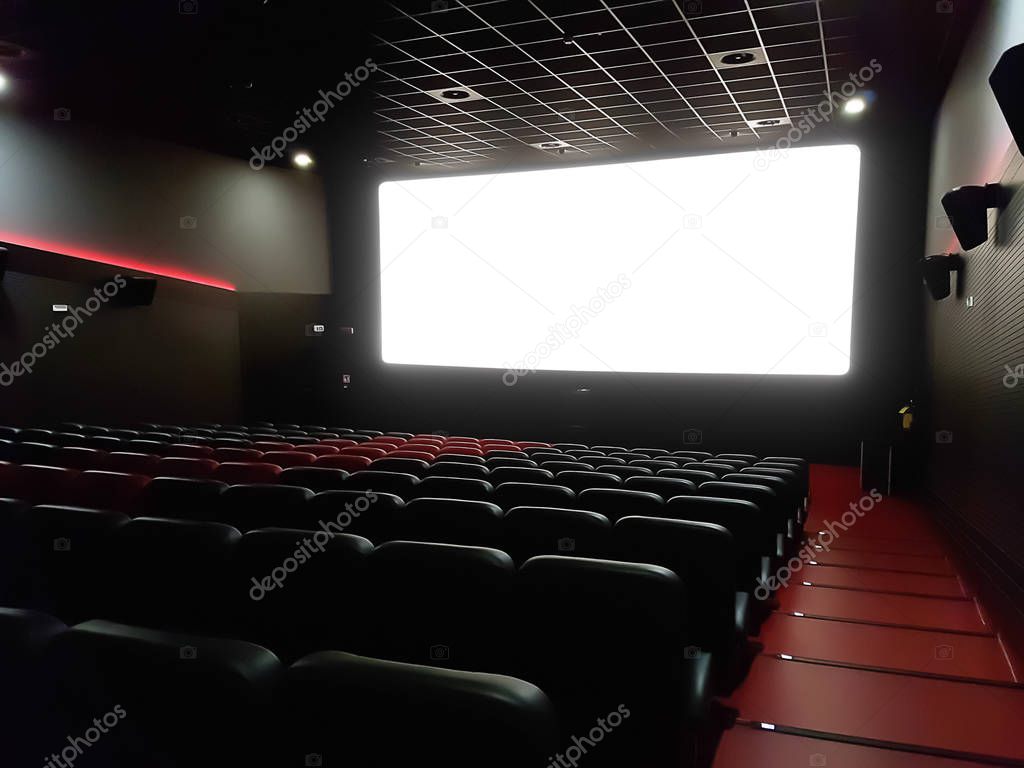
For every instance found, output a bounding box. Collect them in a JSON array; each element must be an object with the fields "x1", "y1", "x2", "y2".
[
  {"x1": 426, "y1": 86, "x2": 485, "y2": 104},
  {"x1": 714, "y1": 48, "x2": 766, "y2": 69},
  {"x1": 563, "y1": 34, "x2": 575, "y2": 45},
  {"x1": 293, "y1": 152, "x2": 314, "y2": 169},
  {"x1": 0, "y1": 72, "x2": 8, "y2": 92},
  {"x1": 746, "y1": 117, "x2": 792, "y2": 129},
  {"x1": 843, "y1": 96, "x2": 867, "y2": 115},
  {"x1": 530, "y1": 139, "x2": 571, "y2": 150}
]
